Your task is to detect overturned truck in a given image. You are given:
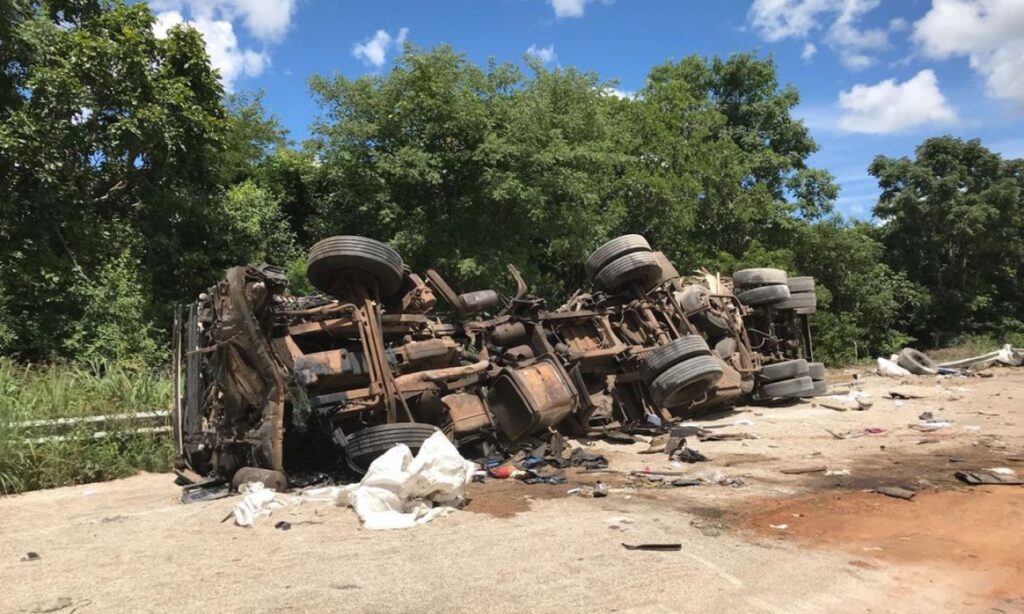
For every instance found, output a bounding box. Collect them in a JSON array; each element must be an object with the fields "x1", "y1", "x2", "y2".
[{"x1": 172, "y1": 235, "x2": 825, "y2": 487}]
